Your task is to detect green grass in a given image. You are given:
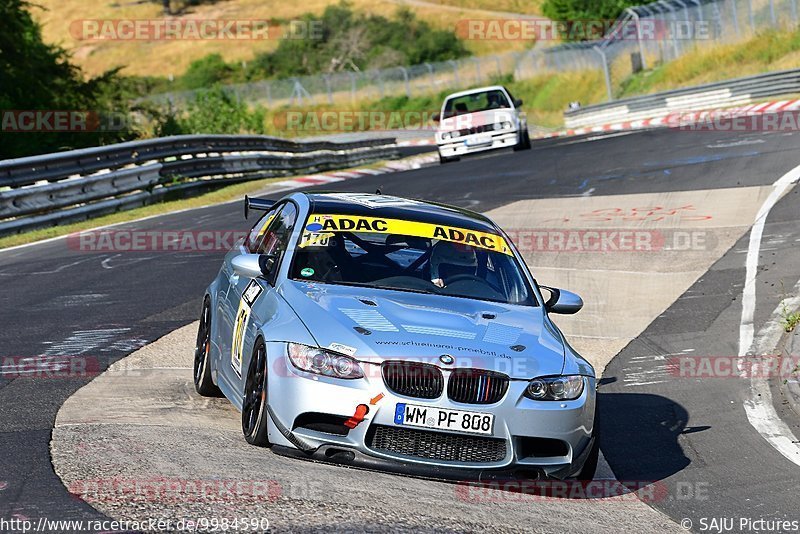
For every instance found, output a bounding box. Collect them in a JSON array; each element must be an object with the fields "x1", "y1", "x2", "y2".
[{"x1": 618, "y1": 29, "x2": 800, "y2": 97}]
